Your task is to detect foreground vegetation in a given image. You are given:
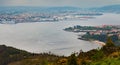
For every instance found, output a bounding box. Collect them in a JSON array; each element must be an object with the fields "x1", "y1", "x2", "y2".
[
  {"x1": 0, "y1": 45, "x2": 62, "y2": 65},
  {"x1": 0, "y1": 37, "x2": 120, "y2": 65}
]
